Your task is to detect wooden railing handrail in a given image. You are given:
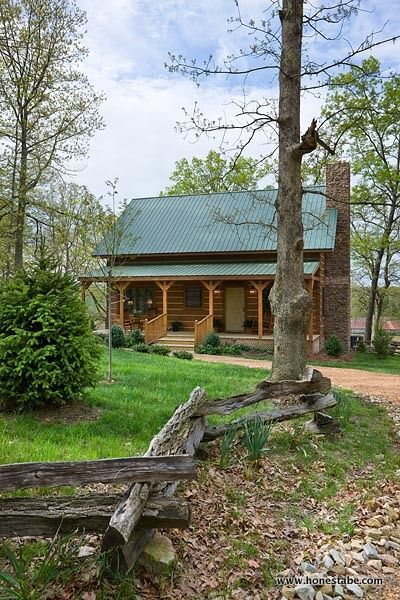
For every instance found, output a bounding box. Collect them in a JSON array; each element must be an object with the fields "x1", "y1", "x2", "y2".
[
  {"x1": 194, "y1": 314, "x2": 213, "y2": 346},
  {"x1": 146, "y1": 313, "x2": 166, "y2": 326},
  {"x1": 196, "y1": 314, "x2": 212, "y2": 327},
  {"x1": 144, "y1": 312, "x2": 167, "y2": 344}
]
